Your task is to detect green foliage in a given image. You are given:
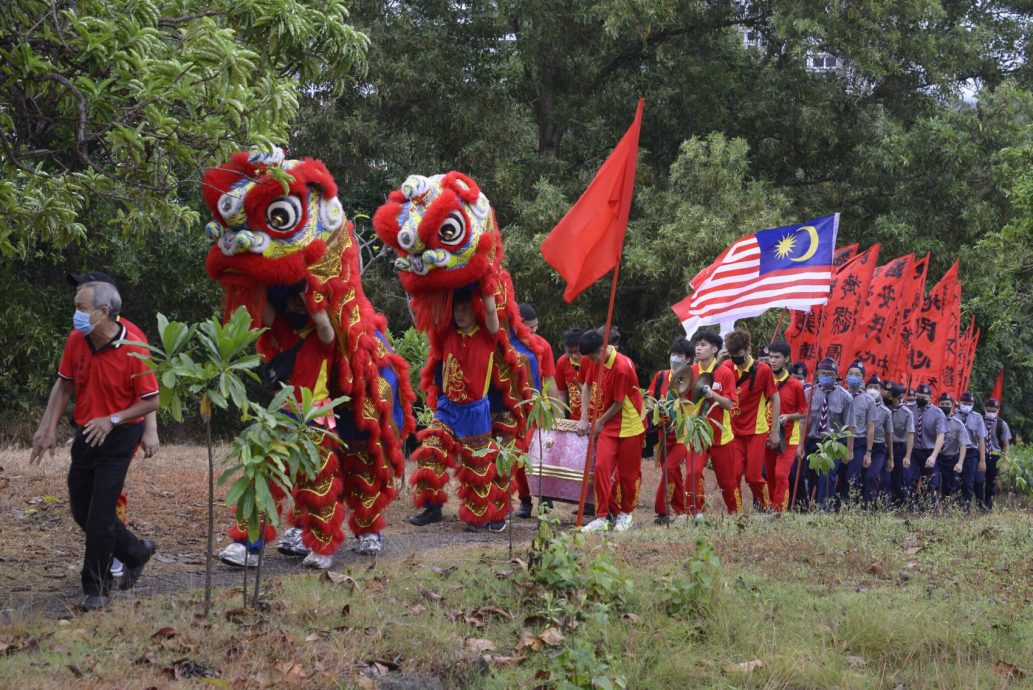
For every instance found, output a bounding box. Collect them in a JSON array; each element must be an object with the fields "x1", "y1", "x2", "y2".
[
  {"x1": 220, "y1": 386, "x2": 347, "y2": 543},
  {"x1": 389, "y1": 327, "x2": 429, "y2": 409},
  {"x1": 0, "y1": 0, "x2": 369, "y2": 252},
  {"x1": 807, "y1": 425, "x2": 854, "y2": 474},
  {"x1": 550, "y1": 639, "x2": 628, "y2": 690},
  {"x1": 519, "y1": 388, "x2": 570, "y2": 434},
  {"x1": 999, "y1": 444, "x2": 1033, "y2": 497},
  {"x1": 660, "y1": 539, "x2": 721, "y2": 616}
]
